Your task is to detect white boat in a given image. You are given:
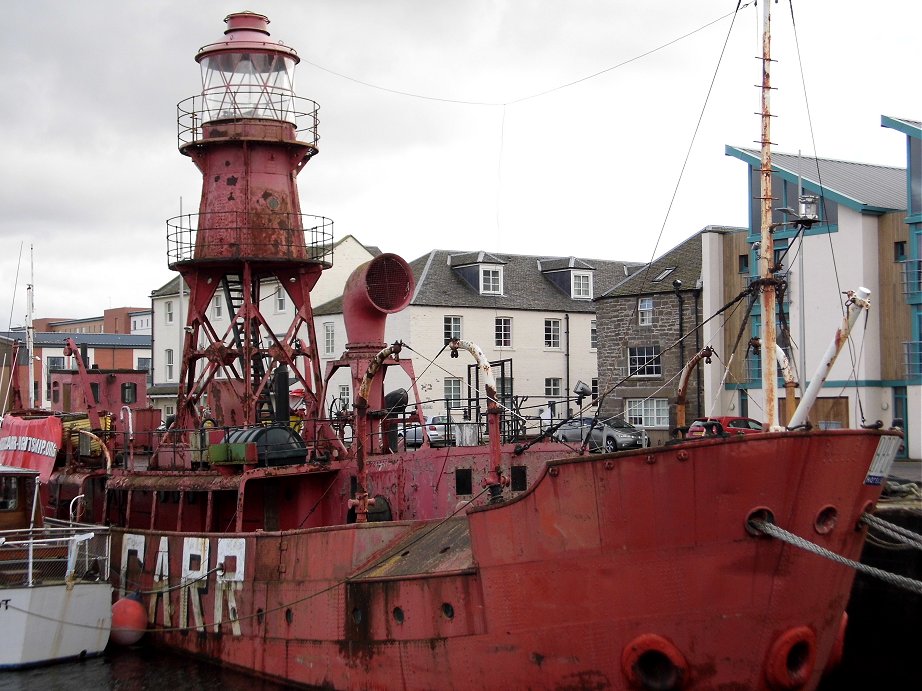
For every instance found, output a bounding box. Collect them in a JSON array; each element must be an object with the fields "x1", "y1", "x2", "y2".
[{"x1": 0, "y1": 464, "x2": 111, "y2": 669}]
